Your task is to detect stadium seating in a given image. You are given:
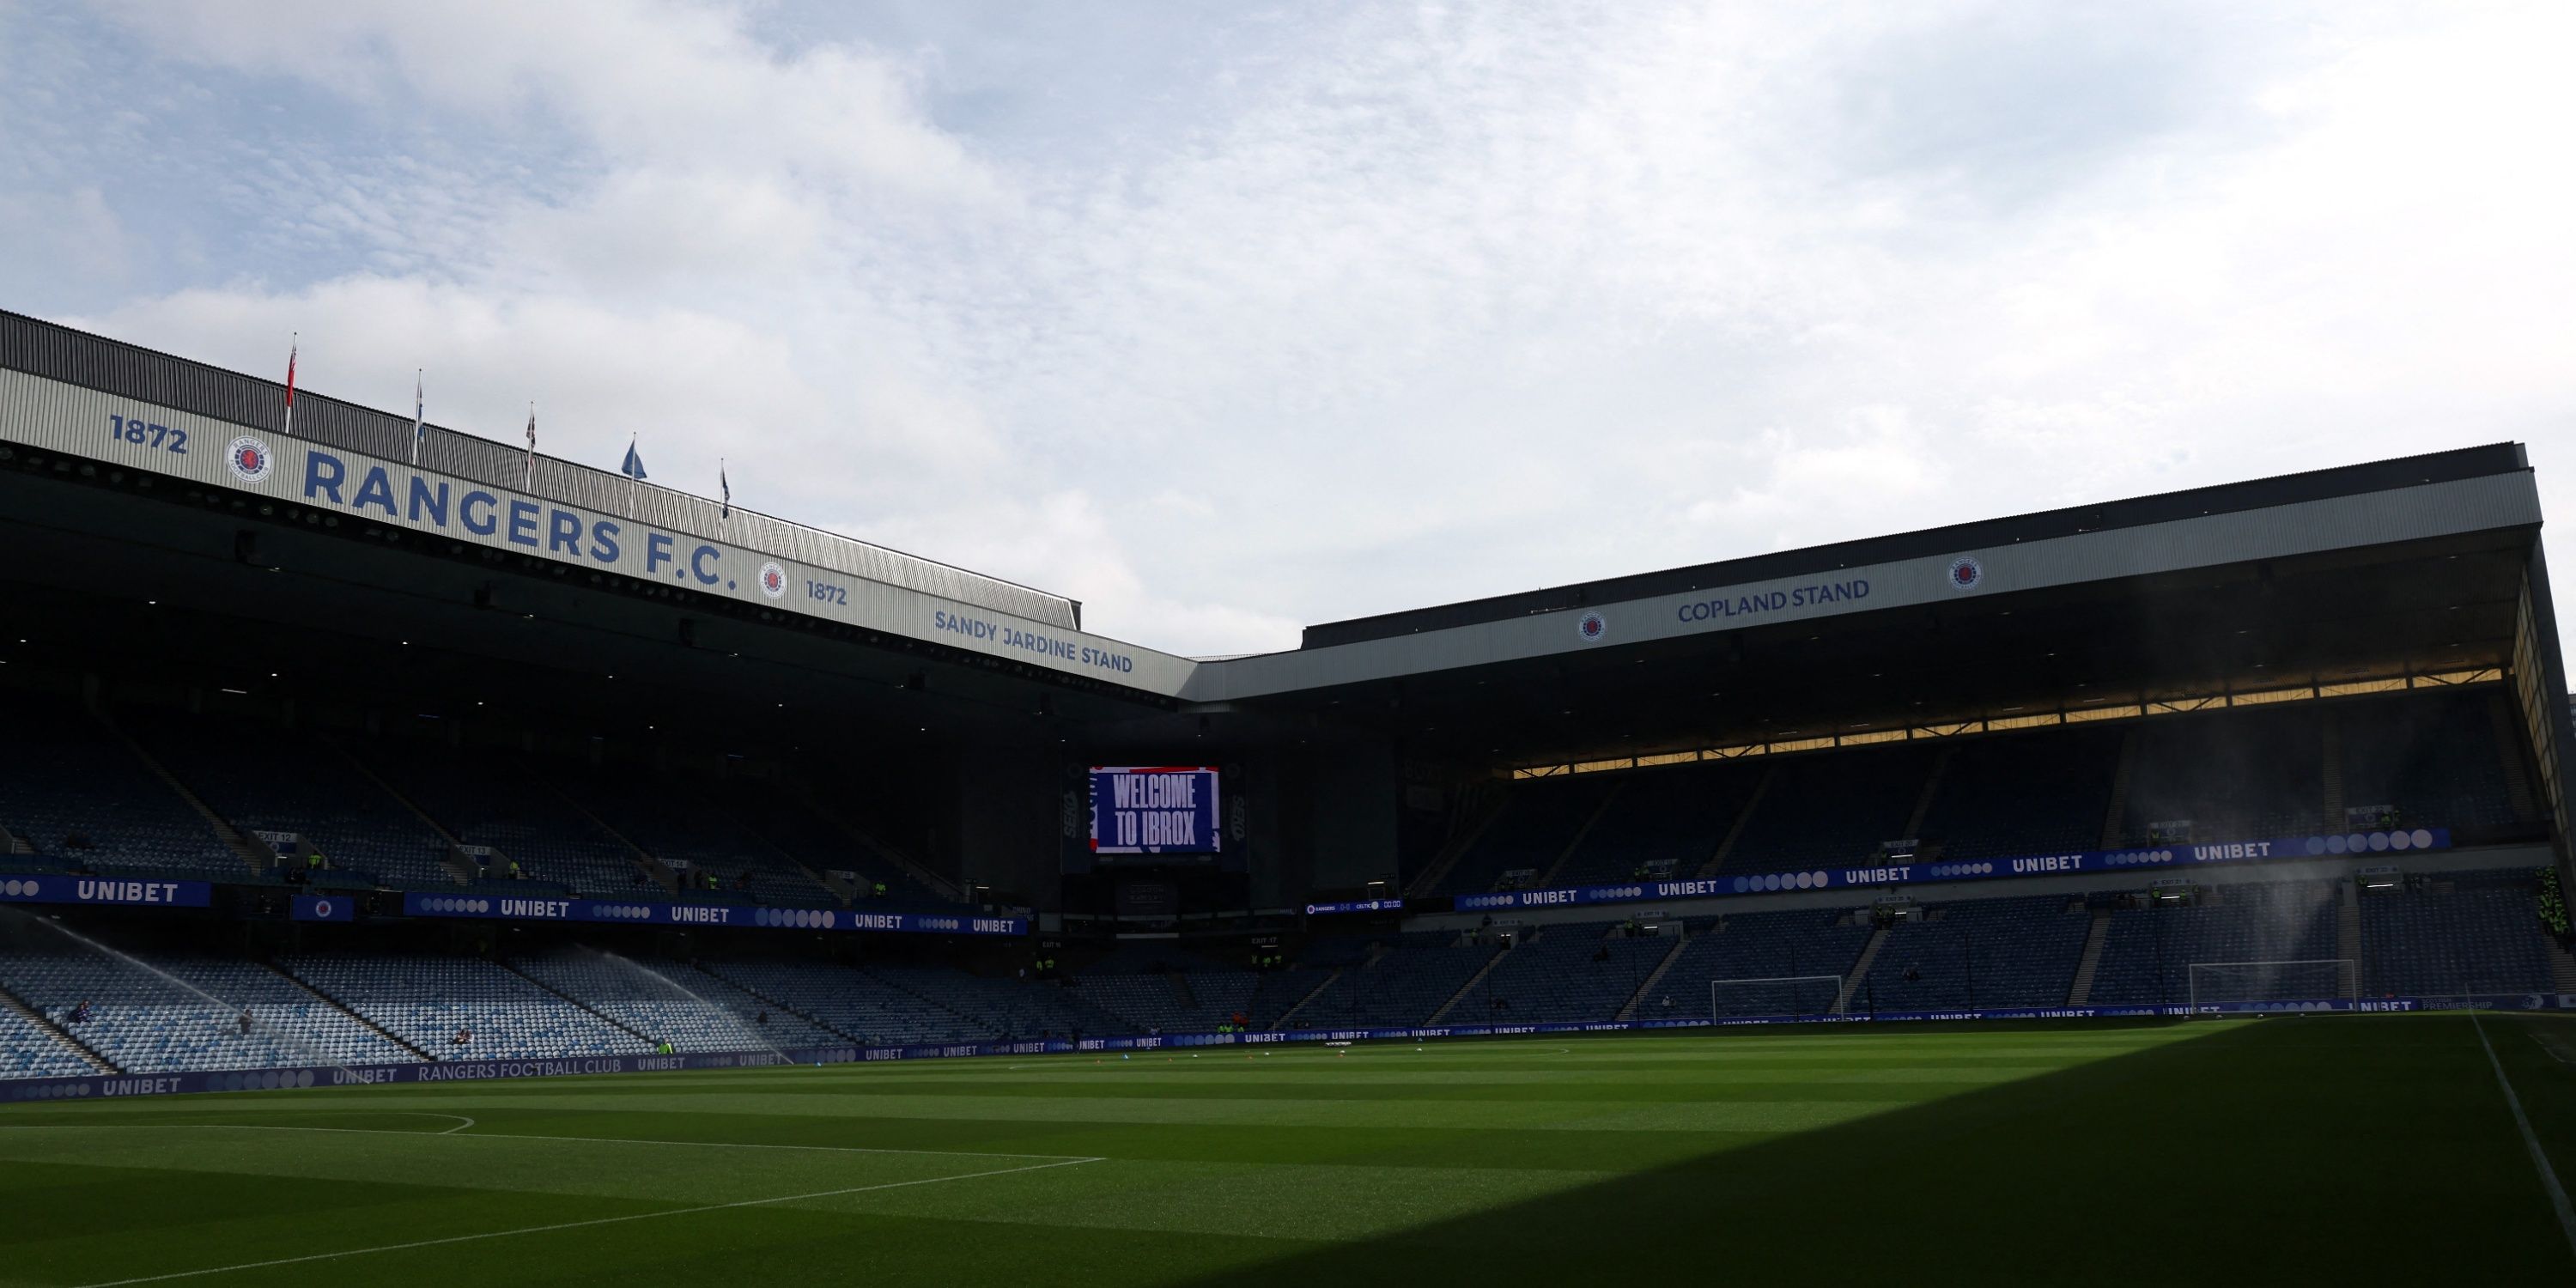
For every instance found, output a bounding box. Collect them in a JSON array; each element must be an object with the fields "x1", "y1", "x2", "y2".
[
  {"x1": 130, "y1": 714, "x2": 459, "y2": 888},
  {"x1": 2117, "y1": 707, "x2": 2329, "y2": 844},
  {"x1": 1294, "y1": 934, "x2": 1501, "y2": 1027},
  {"x1": 2086, "y1": 881, "x2": 2342, "y2": 1005},
  {"x1": 509, "y1": 951, "x2": 841, "y2": 1050},
  {"x1": 0, "y1": 690, "x2": 245, "y2": 880},
  {"x1": 0, "y1": 946, "x2": 419, "y2": 1072},
  {"x1": 871, "y1": 965, "x2": 1130, "y2": 1040},
  {"x1": 1655, "y1": 908, "x2": 1876, "y2": 1018},
  {"x1": 2339, "y1": 693, "x2": 2530, "y2": 833},
  {"x1": 1473, "y1": 923, "x2": 1674, "y2": 1023},
  {"x1": 358, "y1": 747, "x2": 654, "y2": 896},
  {"x1": 1722, "y1": 746, "x2": 1935, "y2": 877},
  {"x1": 0, "y1": 1007, "x2": 92, "y2": 1078},
  {"x1": 1915, "y1": 730, "x2": 2121, "y2": 860},
  {"x1": 2359, "y1": 869, "x2": 2556, "y2": 996},
  {"x1": 1858, "y1": 896, "x2": 2091, "y2": 1012},
  {"x1": 280, "y1": 952, "x2": 647, "y2": 1059},
  {"x1": 556, "y1": 770, "x2": 841, "y2": 907},
  {"x1": 1548, "y1": 762, "x2": 1765, "y2": 887},
  {"x1": 696, "y1": 959, "x2": 973, "y2": 1045},
  {"x1": 1435, "y1": 775, "x2": 1620, "y2": 895},
  {"x1": 715, "y1": 780, "x2": 949, "y2": 907}
]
